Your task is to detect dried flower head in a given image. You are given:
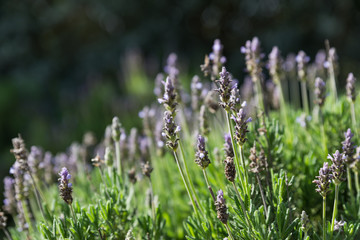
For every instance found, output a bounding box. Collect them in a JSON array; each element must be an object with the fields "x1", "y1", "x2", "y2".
[
  {"x1": 91, "y1": 154, "x2": 103, "y2": 167},
  {"x1": 128, "y1": 168, "x2": 137, "y2": 184},
  {"x1": 342, "y1": 128, "x2": 355, "y2": 165},
  {"x1": 195, "y1": 135, "x2": 211, "y2": 169},
  {"x1": 10, "y1": 135, "x2": 29, "y2": 171},
  {"x1": 142, "y1": 161, "x2": 153, "y2": 178},
  {"x1": 328, "y1": 150, "x2": 346, "y2": 185},
  {"x1": 313, "y1": 162, "x2": 333, "y2": 198},
  {"x1": 346, "y1": 73, "x2": 356, "y2": 102},
  {"x1": 162, "y1": 111, "x2": 181, "y2": 151},
  {"x1": 111, "y1": 117, "x2": 121, "y2": 142},
  {"x1": 224, "y1": 157, "x2": 236, "y2": 182},
  {"x1": 231, "y1": 105, "x2": 252, "y2": 146},
  {"x1": 223, "y1": 134, "x2": 234, "y2": 159},
  {"x1": 215, "y1": 189, "x2": 229, "y2": 224},
  {"x1": 314, "y1": 77, "x2": 326, "y2": 107},
  {"x1": 58, "y1": 167, "x2": 73, "y2": 205}
]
